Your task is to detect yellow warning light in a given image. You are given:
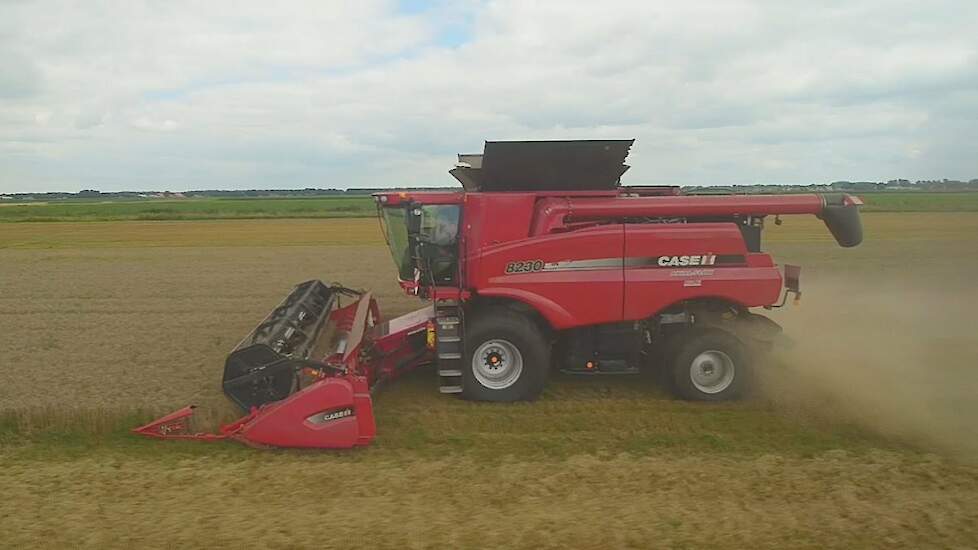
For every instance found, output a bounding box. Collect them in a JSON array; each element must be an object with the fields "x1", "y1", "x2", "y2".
[{"x1": 426, "y1": 321, "x2": 436, "y2": 349}]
